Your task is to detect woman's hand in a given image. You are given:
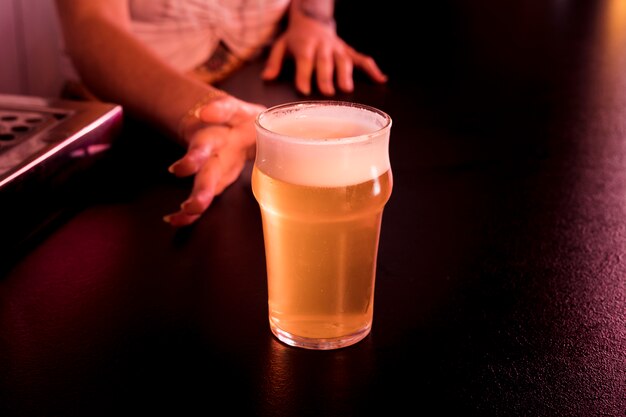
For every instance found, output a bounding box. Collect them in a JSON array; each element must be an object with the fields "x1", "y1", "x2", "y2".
[
  {"x1": 164, "y1": 95, "x2": 265, "y2": 227},
  {"x1": 261, "y1": 8, "x2": 388, "y2": 96}
]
